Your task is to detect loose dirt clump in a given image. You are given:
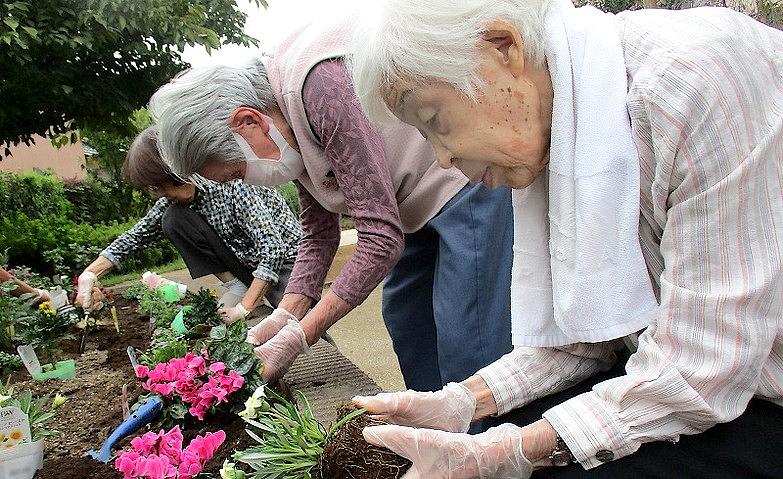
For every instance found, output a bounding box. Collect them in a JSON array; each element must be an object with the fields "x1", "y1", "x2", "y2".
[{"x1": 316, "y1": 404, "x2": 411, "y2": 479}]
